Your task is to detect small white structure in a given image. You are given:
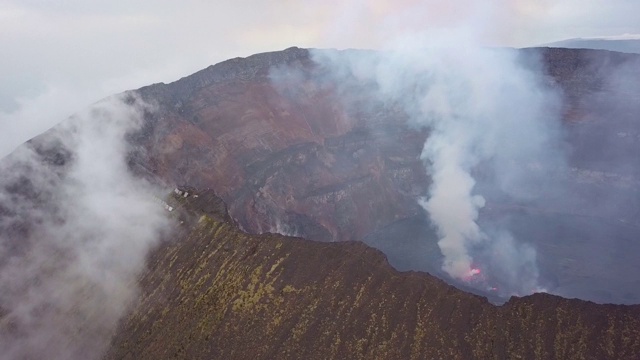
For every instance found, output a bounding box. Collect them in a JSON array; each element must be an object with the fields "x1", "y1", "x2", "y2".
[{"x1": 174, "y1": 187, "x2": 191, "y2": 198}]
